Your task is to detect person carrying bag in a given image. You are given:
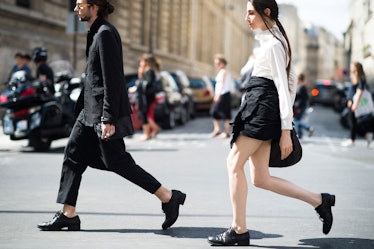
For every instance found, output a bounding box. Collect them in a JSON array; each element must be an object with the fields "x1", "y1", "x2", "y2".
[{"x1": 342, "y1": 62, "x2": 373, "y2": 148}]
